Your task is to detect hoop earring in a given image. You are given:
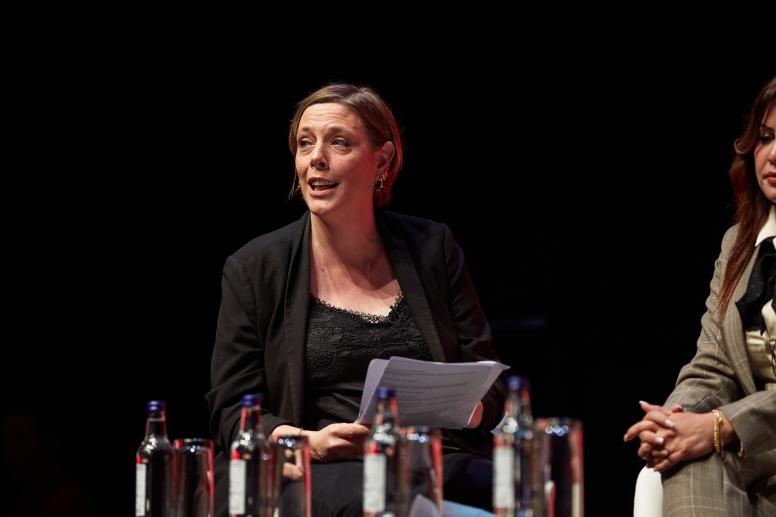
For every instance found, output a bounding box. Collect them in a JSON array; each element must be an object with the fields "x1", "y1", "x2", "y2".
[{"x1": 374, "y1": 175, "x2": 386, "y2": 192}]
